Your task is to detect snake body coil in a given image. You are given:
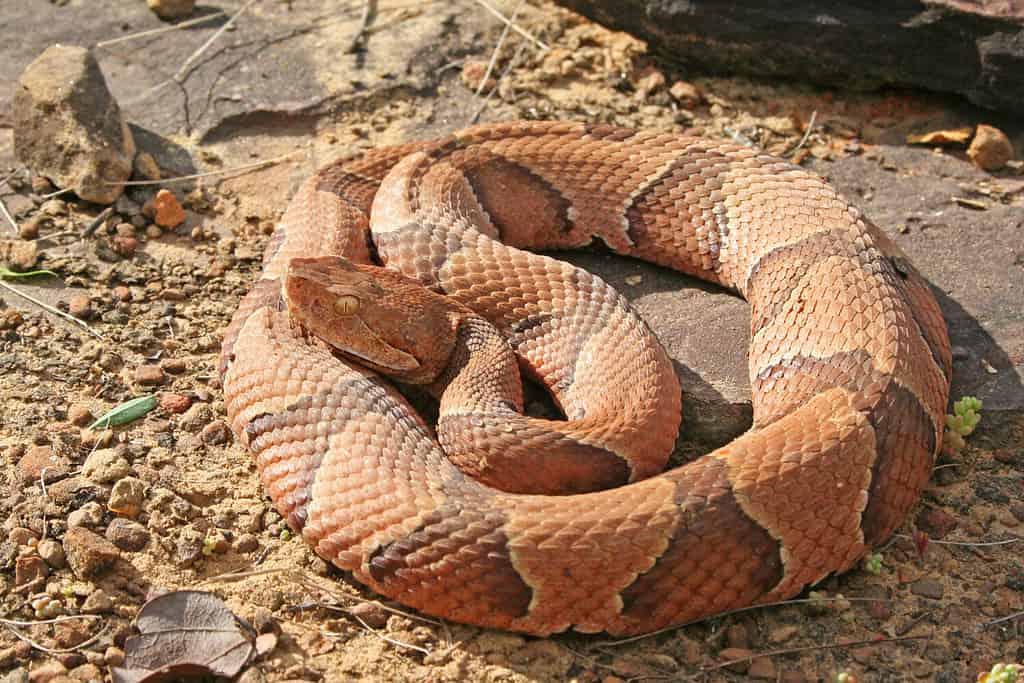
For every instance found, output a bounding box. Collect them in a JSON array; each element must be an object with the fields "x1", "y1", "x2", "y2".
[{"x1": 221, "y1": 121, "x2": 951, "y2": 636}]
